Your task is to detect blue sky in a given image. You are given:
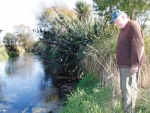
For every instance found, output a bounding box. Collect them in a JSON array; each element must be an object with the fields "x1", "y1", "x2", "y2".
[{"x1": 0, "y1": 0, "x2": 93, "y2": 39}]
